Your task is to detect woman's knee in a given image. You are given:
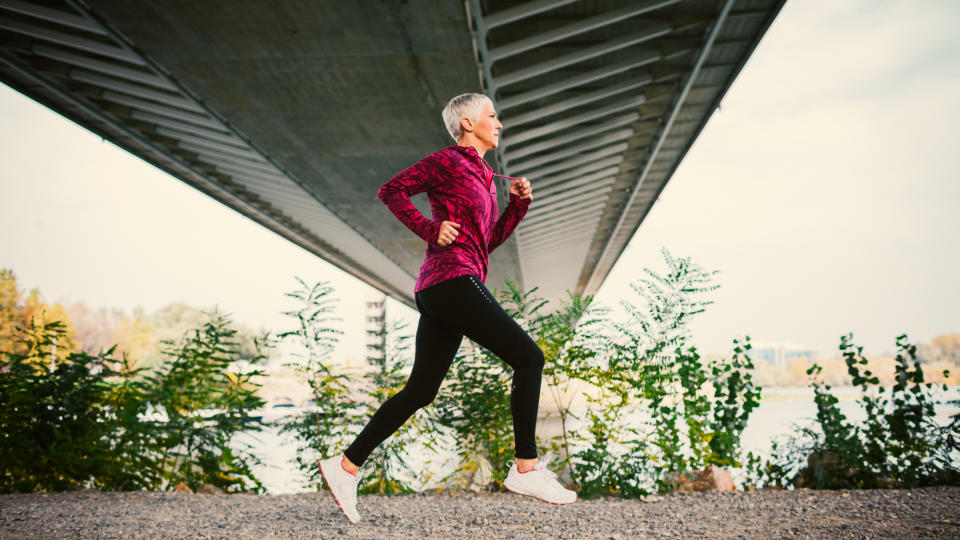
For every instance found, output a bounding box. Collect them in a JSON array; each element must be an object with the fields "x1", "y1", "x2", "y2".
[
  {"x1": 399, "y1": 385, "x2": 439, "y2": 410},
  {"x1": 533, "y1": 345, "x2": 545, "y2": 371},
  {"x1": 520, "y1": 342, "x2": 545, "y2": 373}
]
